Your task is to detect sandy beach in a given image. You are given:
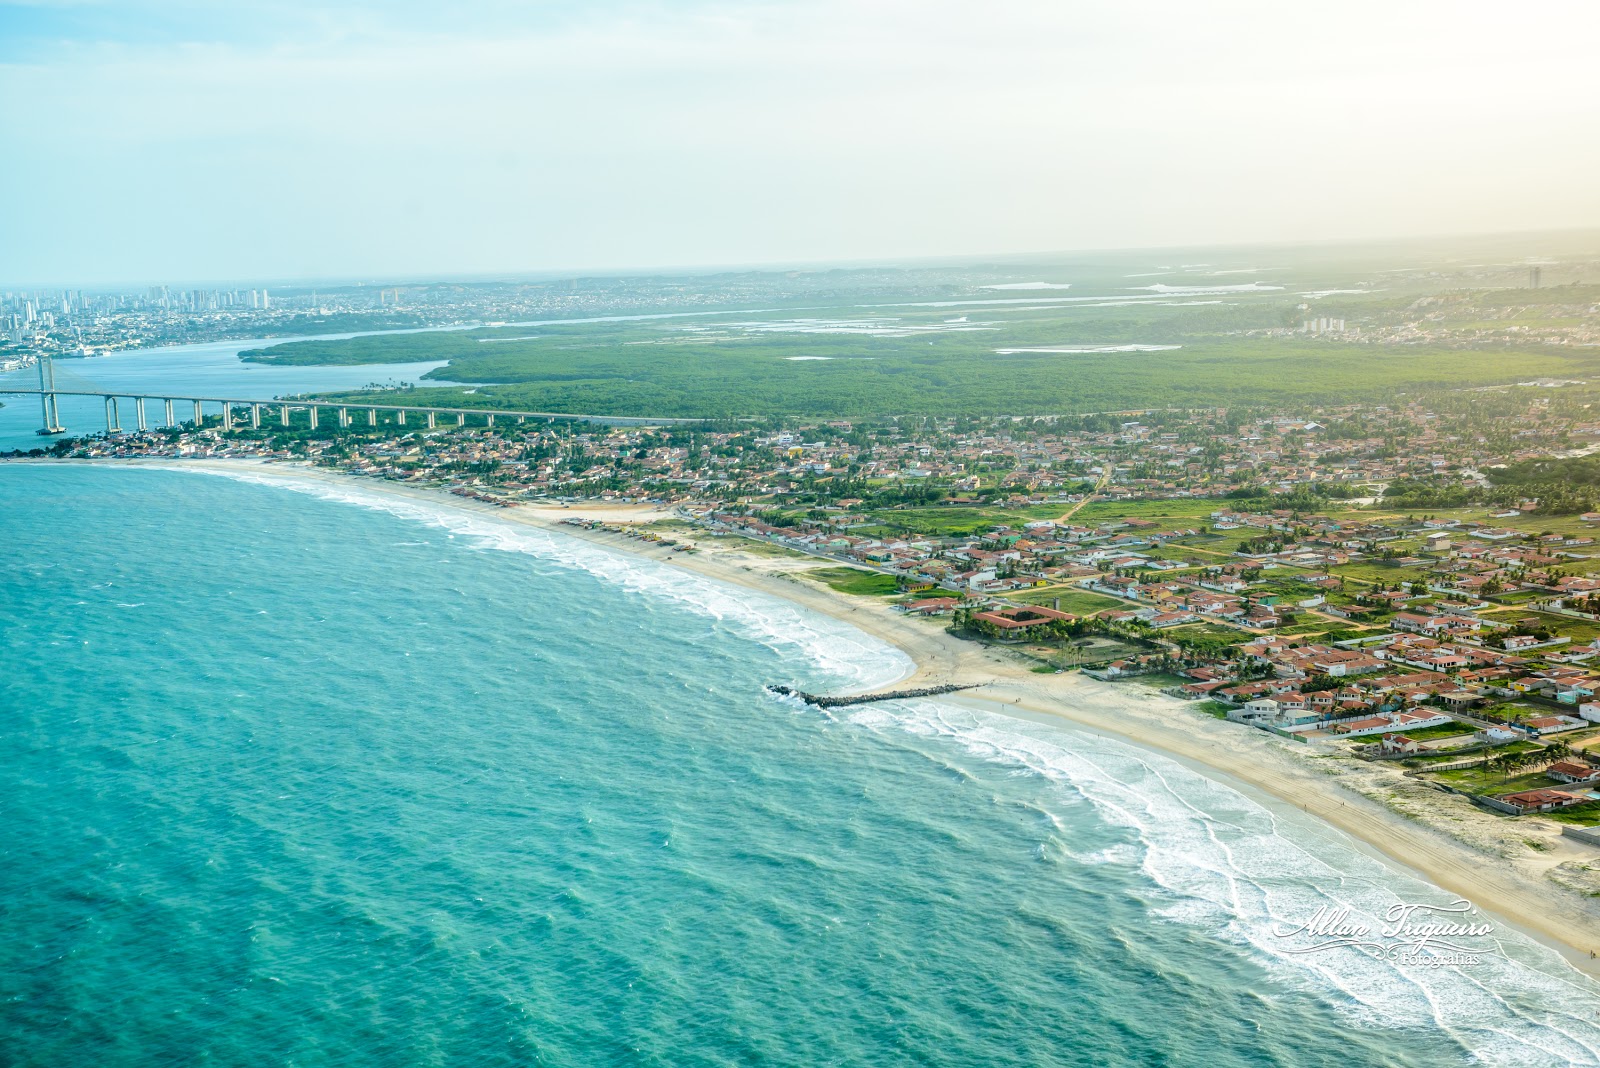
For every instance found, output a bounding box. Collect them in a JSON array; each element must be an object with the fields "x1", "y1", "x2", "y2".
[{"x1": 45, "y1": 457, "x2": 1600, "y2": 976}]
